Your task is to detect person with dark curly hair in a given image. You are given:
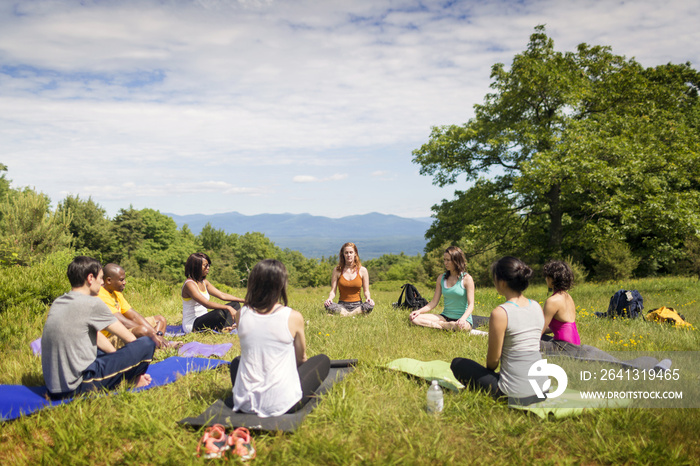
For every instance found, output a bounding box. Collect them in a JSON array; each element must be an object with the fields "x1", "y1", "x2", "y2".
[{"x1": 541, "y1": 260, "x2": 581, "y2": 350}]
